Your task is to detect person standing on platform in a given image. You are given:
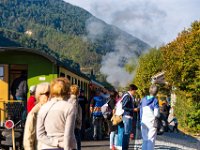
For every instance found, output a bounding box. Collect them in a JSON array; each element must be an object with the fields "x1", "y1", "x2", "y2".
[
  {"x1": 90, "y1": 90, "x2": 105, "y2": 140},
  {"x1": 27, "y1": 85, "x2": 36, "y2": 113},
  {"x1": 11, "y1": 71, "x2": 28, "y2": 100},
  {"x1": 78, "y1": 89, "x2": 88, "y2": 139},
  {"x1": 37, "y1": 77, "x2": 77, "y2": 150},
  {"x1": 23, "y1": 82, "x2": 50, "y2": 150},
  {"x1": 117, "y1": 84, "x2": 138, "y2": 150},
  {"x1": 140, "y1": 85, "x2": 159, "y2": 150},
  {"x1": 69, "y1": 85, "x2": 82, "y2": 150}
]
